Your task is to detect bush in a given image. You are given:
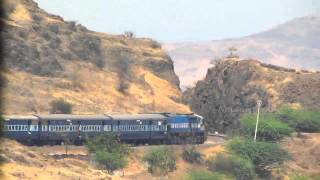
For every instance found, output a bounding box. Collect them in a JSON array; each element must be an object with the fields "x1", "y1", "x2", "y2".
[
  {"x1": 207, "y1": 153, "x2": 256, "y2": 180},
  {"x1": 277, "y1": 106, "x2": 320, "y2": 132},
  {"x1": 182, "y1": 146, "x2": 203, "y2": 164},
  {"x1": 86, "y1": 133, "x2": 131, "y2": 173},
  {"x1": 186, "y1": 170, "x2": 227, "y2": 180},
  {"x1": 0, "y1": 115, "x2": 3, "y2": 137},
  {"x1": 94, "y1": 150, "x2": 127, "y2": 173},
  {"x1": 114, "y1": 54, "x2": 132, "y2": 94},
  {"x1": 143, "y1": 146, "x2": 176, "y2": 174},
  {"x1": 240, "y1": 113, "x2": 294, "y2": 141},
  {"x1": 124, "y1": 31, "x2": 134, "y2": 38},
  {"x1": 227, "y1": 138, "x2": 290, "y2": 177},
  {"x1": 49, "y1": 98, "x2": 72, "y2": 114},
  {"x1": 290, "y1": 174, "x2": 320, "y2": 180}
]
